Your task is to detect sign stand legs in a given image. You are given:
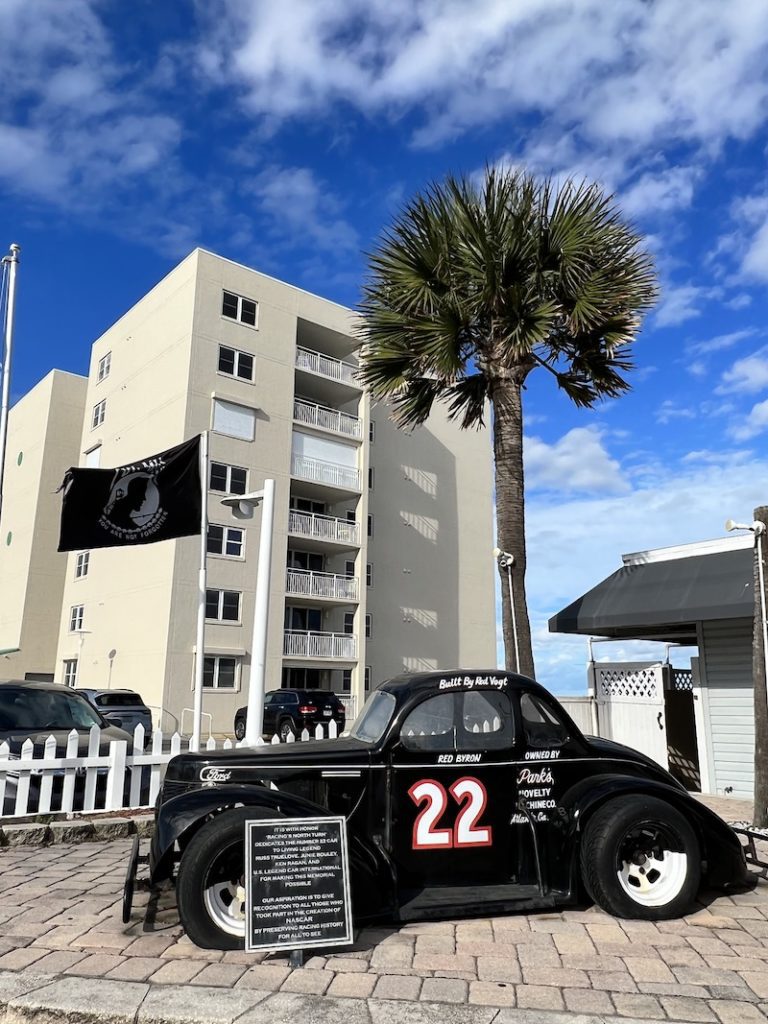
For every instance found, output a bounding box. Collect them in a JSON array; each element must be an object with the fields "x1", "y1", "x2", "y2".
[{"x1": 289, "y1": 950, "x2": 304, "y2": 969}]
